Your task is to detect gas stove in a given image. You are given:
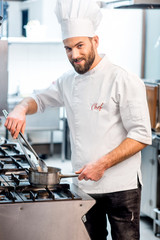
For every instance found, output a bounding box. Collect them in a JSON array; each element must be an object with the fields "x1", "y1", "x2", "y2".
[
  {"x1": 0, "y1": 170, "x2": 82, "y2": 203},
  {"x1": 0, "y1": 138, "x2": 95, "y2": 240},
  {"x1": 0, "y1": 141, "x2": 31, "y2": 171},
  {"x1": 0, "y1": 141, "x2": 82, "y2": 203}
]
